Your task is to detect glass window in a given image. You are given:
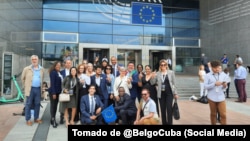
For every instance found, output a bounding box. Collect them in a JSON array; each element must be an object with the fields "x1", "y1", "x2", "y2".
[
  {"x1": 43, "y1": 0, "x2": 78, "y2": 10},
  {"x1": 174, "y1": 39, "x2": 199, "y2": 46},
  {"x1": 43, "y1": 9, "x2": 78, "y2": 21},
  {"x1": 79, "y1": 12, "x2": 112, "y2": 23},
  {"x1": 43, "y1": 32, "x2": 78, "y2": 43},
  {"x1": 113, "y1": 25, "x2": 143, "y2": 35},
  {"x1": 79, "y1": 23, "x2": 112, "y2": 34},
  {"x1": 172, "y1": 9, "x2": 200, "y2": 19},
  {"x1": 79, "y1": 34, "x2": 112, "y2": 44},
  {"x1": 43, "y1": 43, "x2": 78, "y2": 62},
  {"x1": 113, "y1": 35, "x2": 141, "y2": 45},
  {"x1": 144, "y1": 36, "x2": 171, "y2": 46},
  {"x1": 173, "y1": 28, "x2": 200, "y2": 37},
  {"x1": 112, "y1": 14, "x2": 131, "y2": 24},
  {"x1": 173, "y1": 18, "x2": 199, "y2": 28},
  {"x1": 144, "y1": 26, "x2": 171, "y2": 37},
  {"x1": 43, "y1": 20, "x2": 78, "y2": 32},
  {"x1": 79, "y1": 2, "x2": 112, "y2": 12}
]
